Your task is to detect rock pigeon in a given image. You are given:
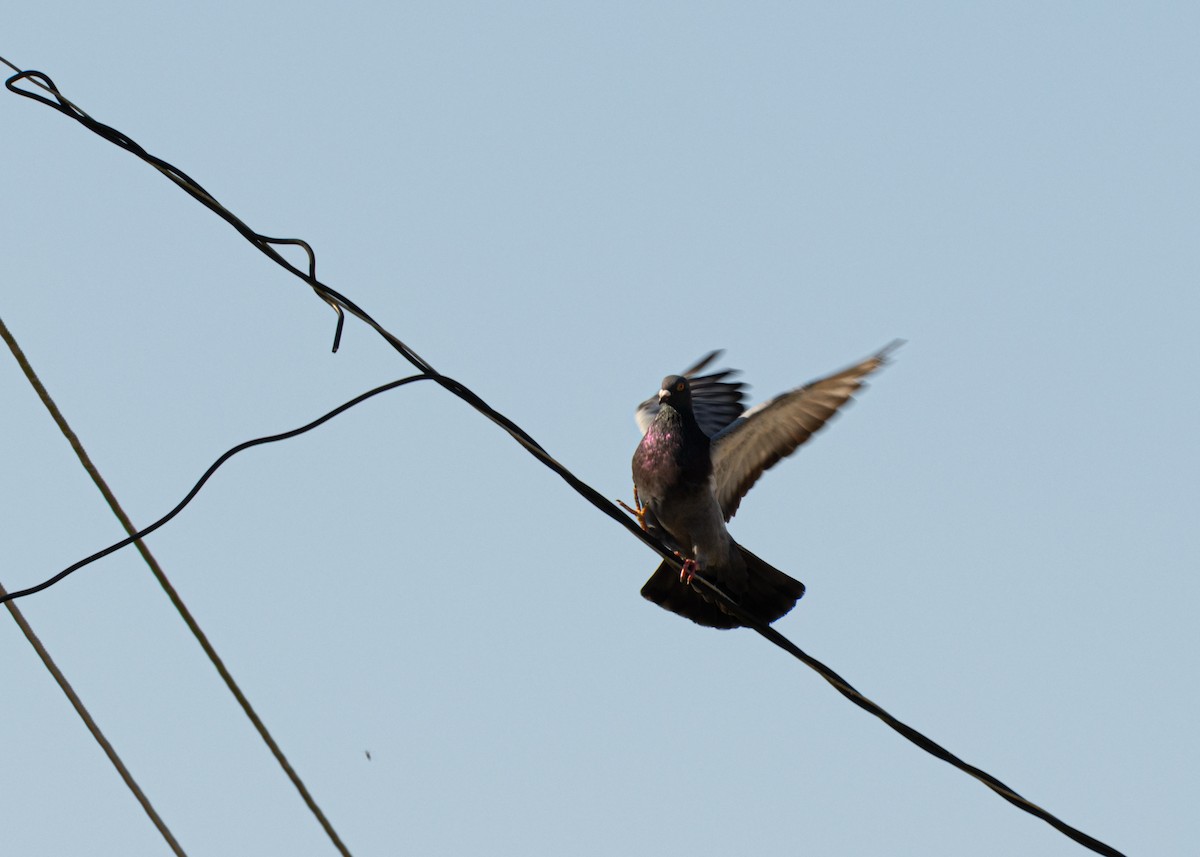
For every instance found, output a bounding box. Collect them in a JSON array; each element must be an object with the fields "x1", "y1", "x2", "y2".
[{"x1": 628, "y1": 343, "x2": 898, "y2": 629}]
